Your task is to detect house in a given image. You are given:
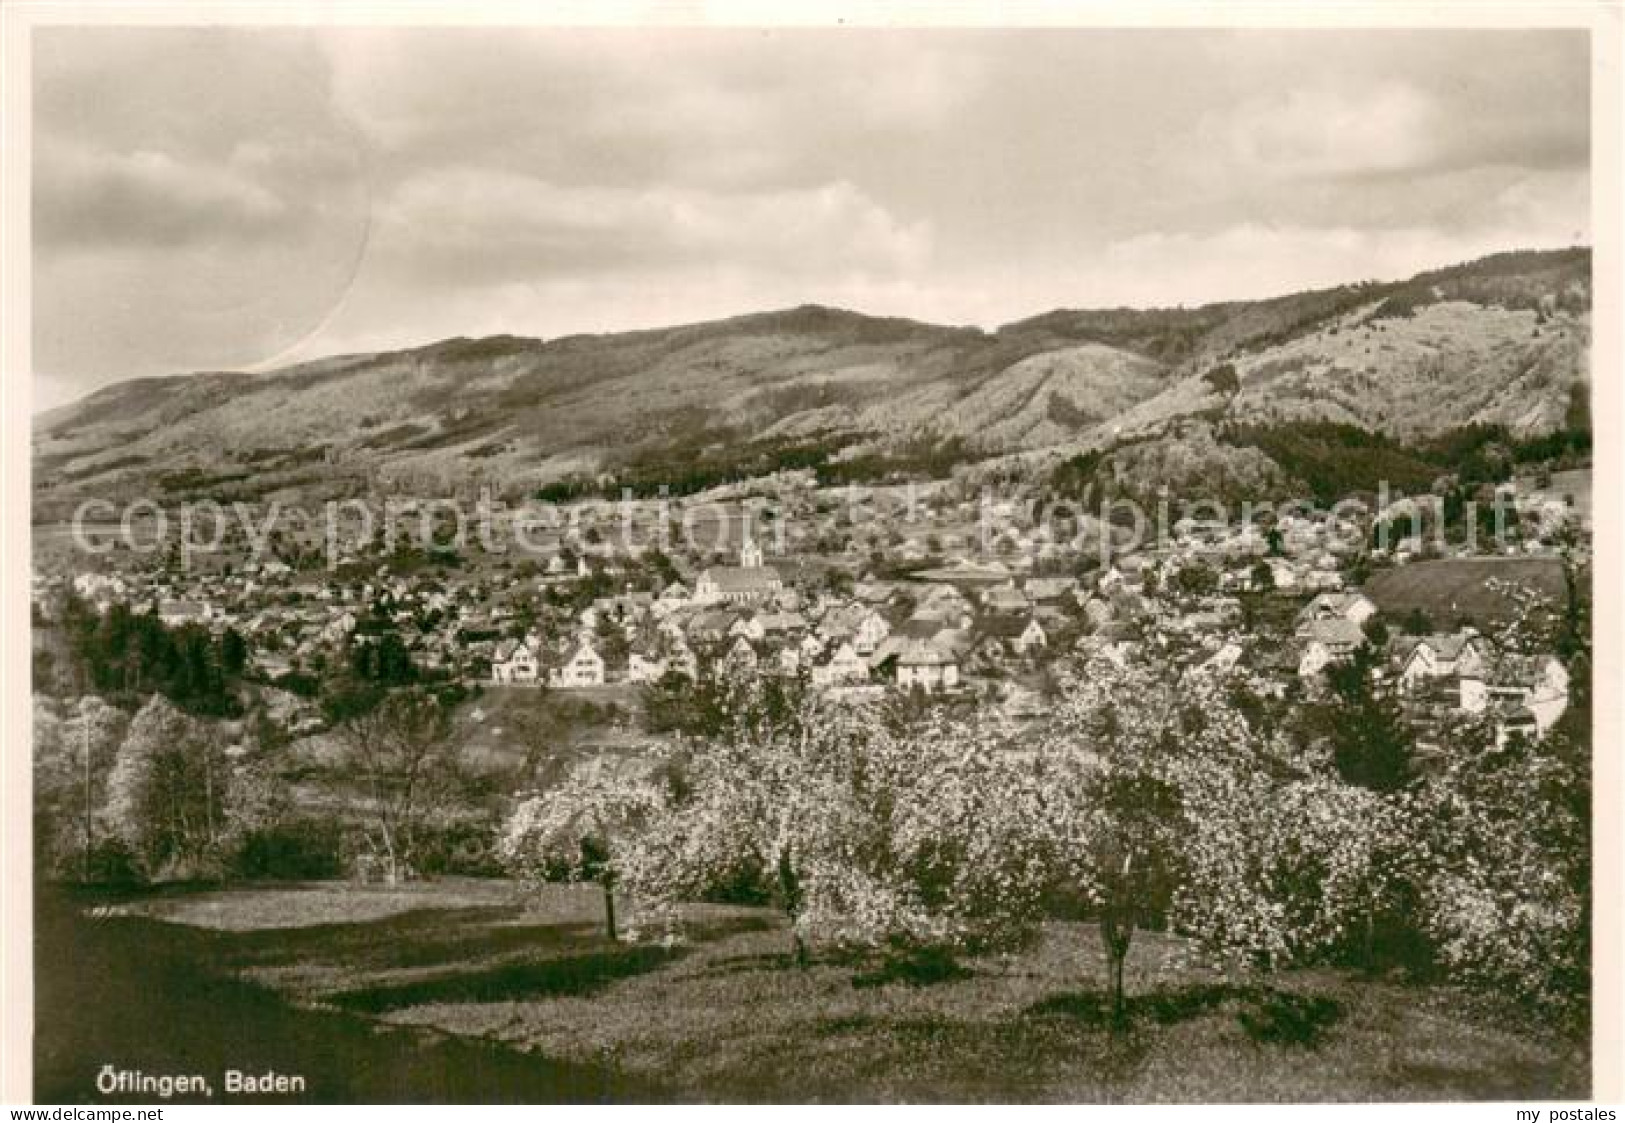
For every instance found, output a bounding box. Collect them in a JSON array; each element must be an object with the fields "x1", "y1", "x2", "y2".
[
  {"x1": 626, "y1": 649, "x2": 668, "y2": 684},
  {"x1": 777, "y1": 646, "x2": 803, "y2": 675},
  {"x1": 912, "y1": 585, "x2": 974, "y2": 629},
  {"x1": 1460, "y1": 654, "x2": 1570, "y2": 737},
  {"x1": 1391, "y1": 630, "x2": 1494, "y2": 693},
  {"x1": 656, "y1": 581, "x2": 692, "y2": 612},
  {"x1": 851, "y1": 579, "x2": 898, "y2": 605},
  {"x1": 979, "y1": 615, "x2": 1047, "y2": 657},
  {"x1": 729, "y1": 615, "x2": 768, "y2": 643},
  {"x1": 1297, "y1": 591, "x2": 1377, "y2": 629},
  {"x1": 74, "y1": 573, "x2": 128, "y2": 602},
  {"x1": 687, "y1": 609, "x2": 737, "y2": 644},
  {"x1": 1193, "y1": 641, "x2": 1244, "y2": 678},
  {"x1": 1081, "y1": 596, "x2": 1114, "y2": 629},
  {"x1": 552, "y1": 641, "x2": 605, "y2": 688},
  {"x1": 817, "y1": 604, "x2": 864, "y2": 644},
  {"x1": 663, "y1": 636, "x2": 699, "y2": 680},
  {"x1": 319, "y1": 611, "x2": 358, "y2": 644},
  {"x1": 896, "y1": 641, "x2": 961, "y2": 692},
  {"x1": 1296, "y1": 618, "x2": 1366, "y2": 679},
  {"x1": 1097, "y1": 565, "x2": 1129, "y2": 594},
  {"x1": 1025, "y1": 577, "x2": 1078, "y2": 603},
  {"x1": 159, "y1": 598, "x2": 213, "y2": 627},
  {"x1": 911, "y1": 558, "x2": 1011, "y2": 586},
  {"x1": 812, "y1": 641, "x2": 869, "y2": 688},
  {"x1": 981, "y1": 584, "x2": 1032, "y2": 615},
  {"x1": 853, "y1": 609, "x2": 891, "y2": 655},
  {"x1": 1303, "y1": 568, "x2": 1346, "y2": 592},
  {"x1": 720, "y1": 635, "x2": 760, "y2": 675},
  {"x1": 491, "y1": 638, "x2": 541, "y2": 685},
  {"x1": 757, "y1": 611, "x2": 808, "y2": 637},
  {"x1": 1266, "y1": 558, "x2": 1302, "y2": 591},
  {"x1": 252, "y1": 651, "x2": 294, "y2": 679}
]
